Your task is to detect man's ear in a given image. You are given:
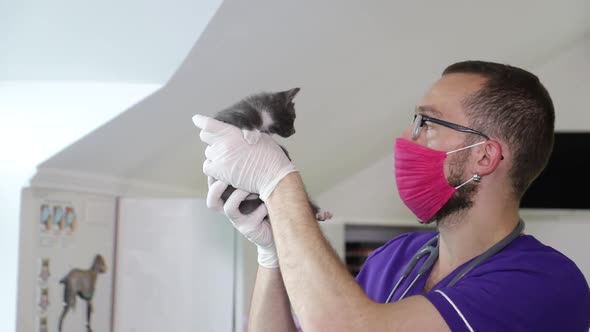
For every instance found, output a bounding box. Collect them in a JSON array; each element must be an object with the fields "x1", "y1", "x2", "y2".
[{"x1": 475, "y1": 140, "x2": 504, "y2": 176}]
